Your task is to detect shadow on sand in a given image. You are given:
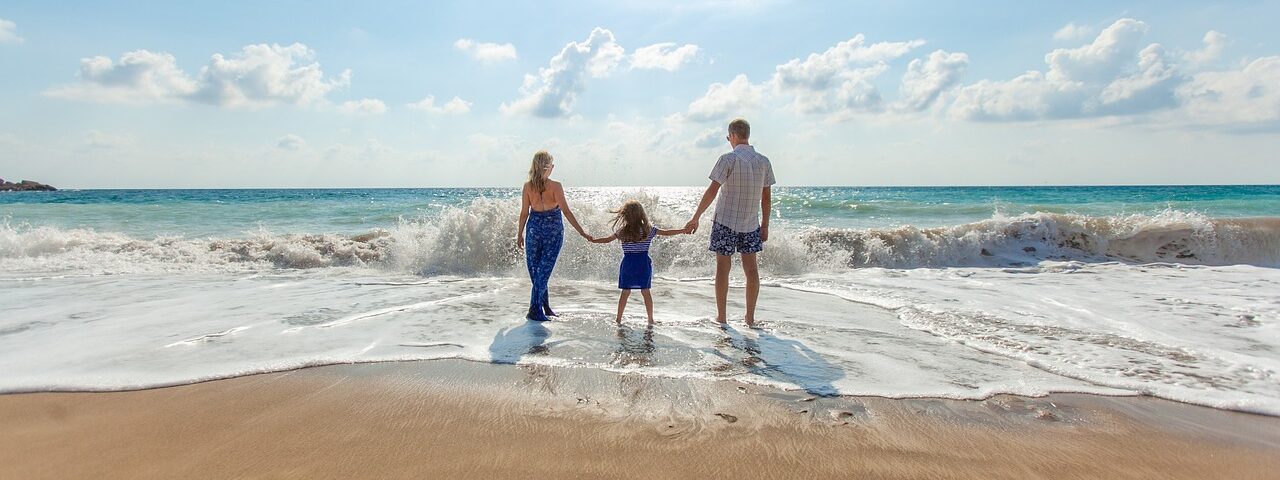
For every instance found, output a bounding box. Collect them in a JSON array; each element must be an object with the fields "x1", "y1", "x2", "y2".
[
  {"x1": 488, "y1": 320, "x2": 553, "y2": 364},
  {"x1": 712, "y1": 325, "x2": 844, "y2": 397}
]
